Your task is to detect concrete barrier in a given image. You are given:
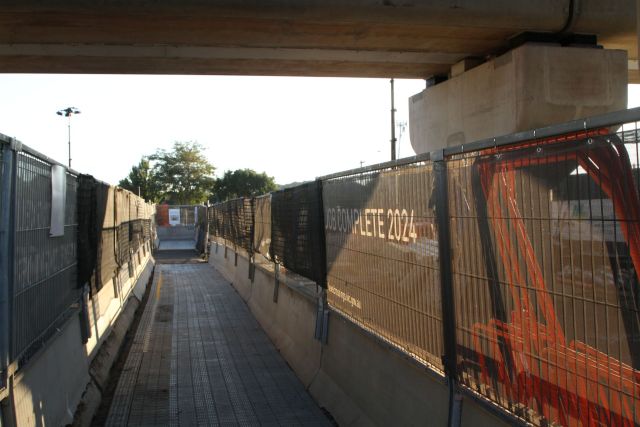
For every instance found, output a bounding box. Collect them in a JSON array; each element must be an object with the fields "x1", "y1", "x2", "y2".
[{"x1": 209, "y1": 240, "x2": 513, "y2": 427}]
